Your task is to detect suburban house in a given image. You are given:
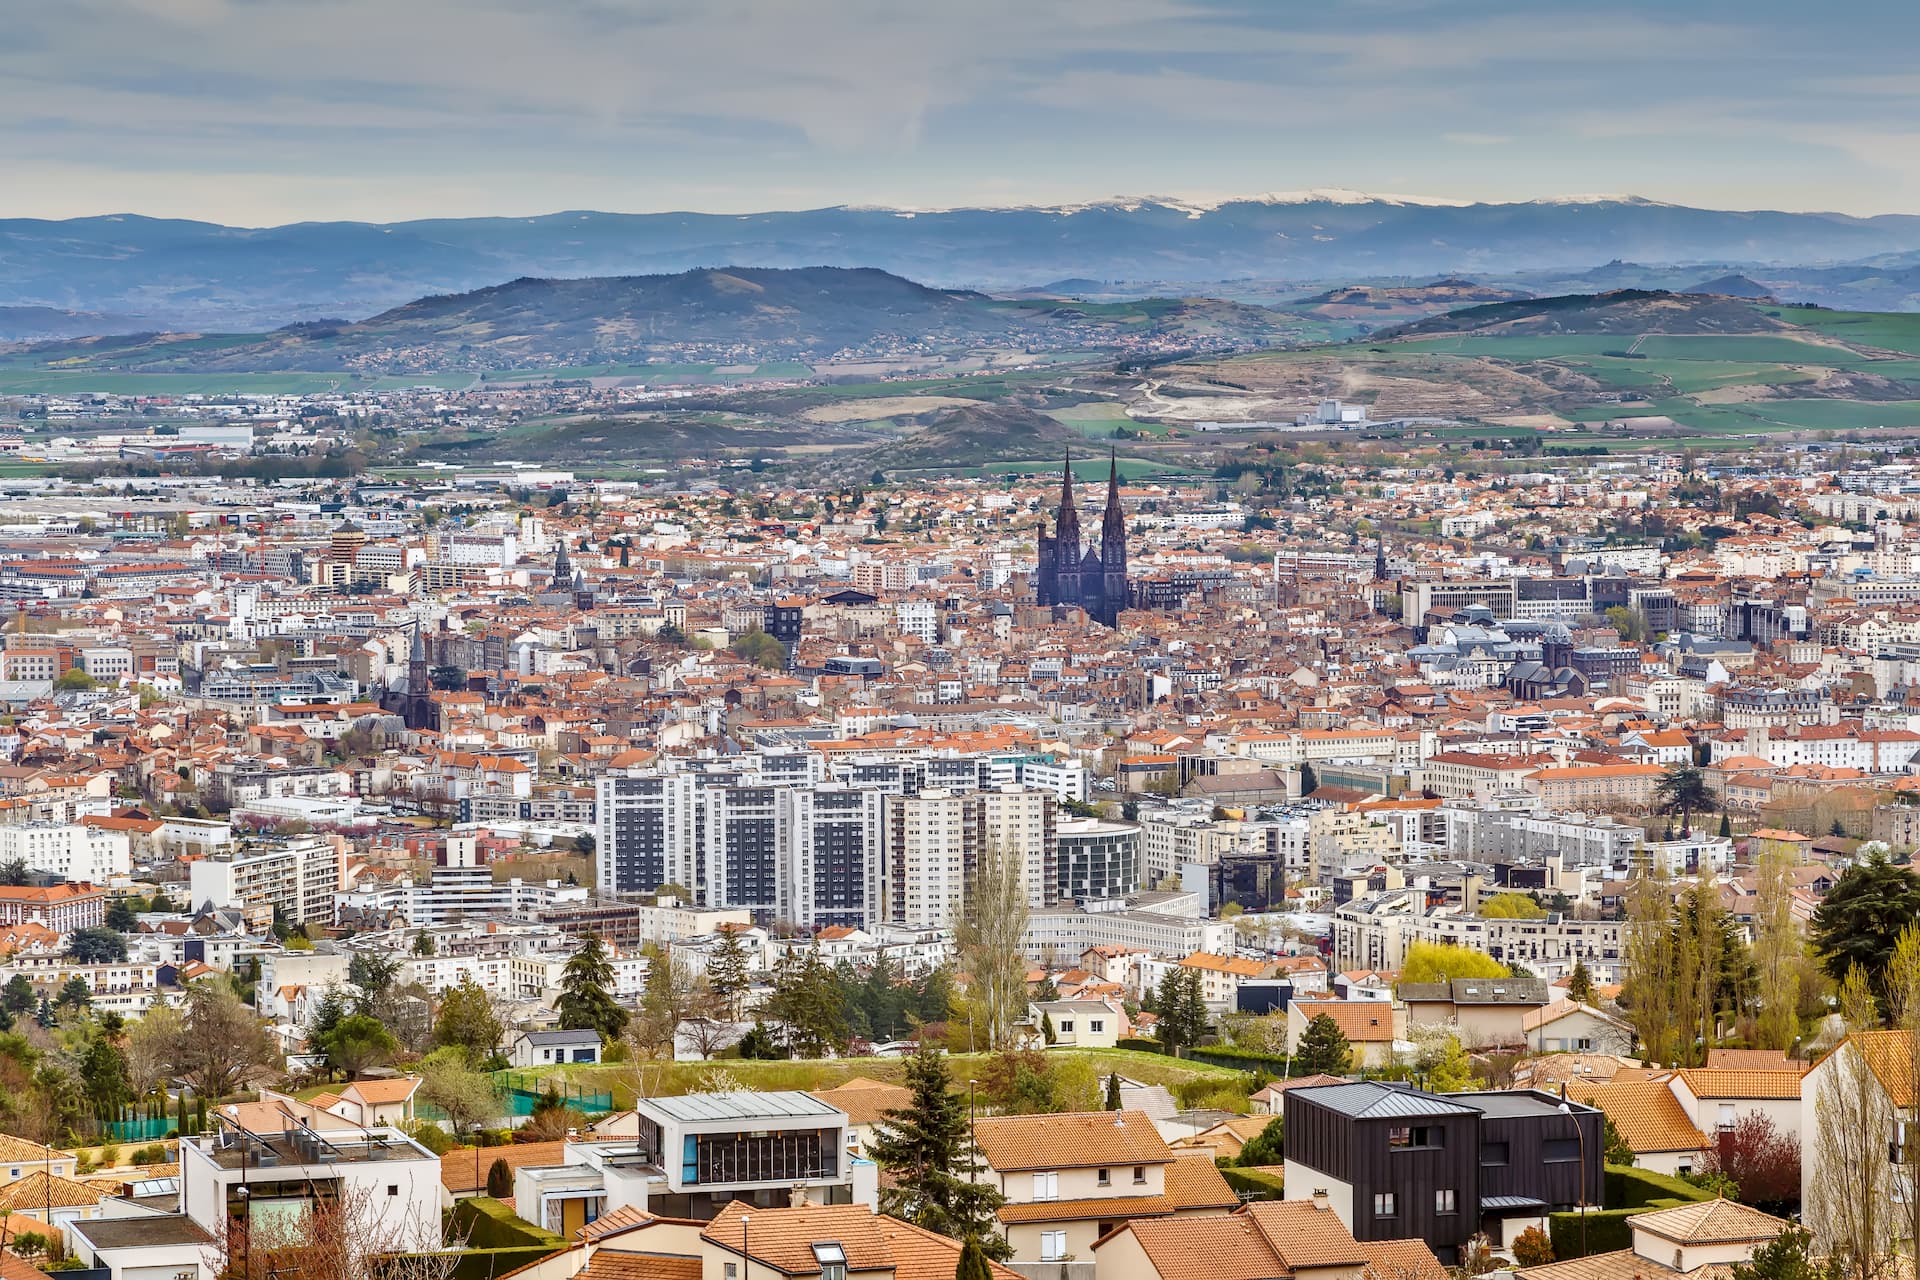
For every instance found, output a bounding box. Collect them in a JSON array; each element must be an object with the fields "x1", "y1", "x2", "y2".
[
  {"x1": 1286, "y1": 1000, "x2": 1405, "y2": 1070},
  {"x1": 1522, "y1": 1002, "x2": 1635, "y2": 1055},
  {"x1": 970, "y1": 1110, "x2": 1239, "y2": 1263},
  {"x1": 1282, "y1": 1083, "x2": 1603, "y2": 1263},
  {"x1": 67, "y1": 1214, "x2": 217, "y2": 1280},
  {"x1": 513, "y1": 1091, "x2": 875, "y2": 1233},
  {"x1": 1398, "y1": 978, "x2": 1549, "y2": 1049},
  {"x1": 1800, "y1": 1029, "x2": 1910, "y2": 1217},
  {"x1": 809, "y1": 1077, "x2": 913, "y2": 1156},
  {"x1": 1251, "y1": 1076, "x2": 1351, "y2": 1115},
  {"x1": 0, "y1": 1135, "x2": 78, "y2": 1185},
  {"x1": 1029, "y1": 998, "x2": 1126, "y2": 1049},
  {"x1": 1566, "y1": 1080, "x2": 1710, "y2": 1178},
  {"x1": 1665, "y1": 1068, "x2": 1804, "y2": 1144},
  {"x1": 543, "y1": 1199, "x2": 1029, "y2": 1280},
  {"x1": 323, "y1": 1076, "x2": 422, "y2": 1127},
  {"x1": 1515, "y1": 1199, "x2": 1792, "y2": 1280},
  {"x1": 1169, "y1": 1115, "x2": 1278, "y2": 1162},
  {"x1": 1093, "y1": 1196, "x2": 1445, "y2": 1280},
  {"x1": 514, "y1": 1028, "x2": 603, "y2": 1067}
]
